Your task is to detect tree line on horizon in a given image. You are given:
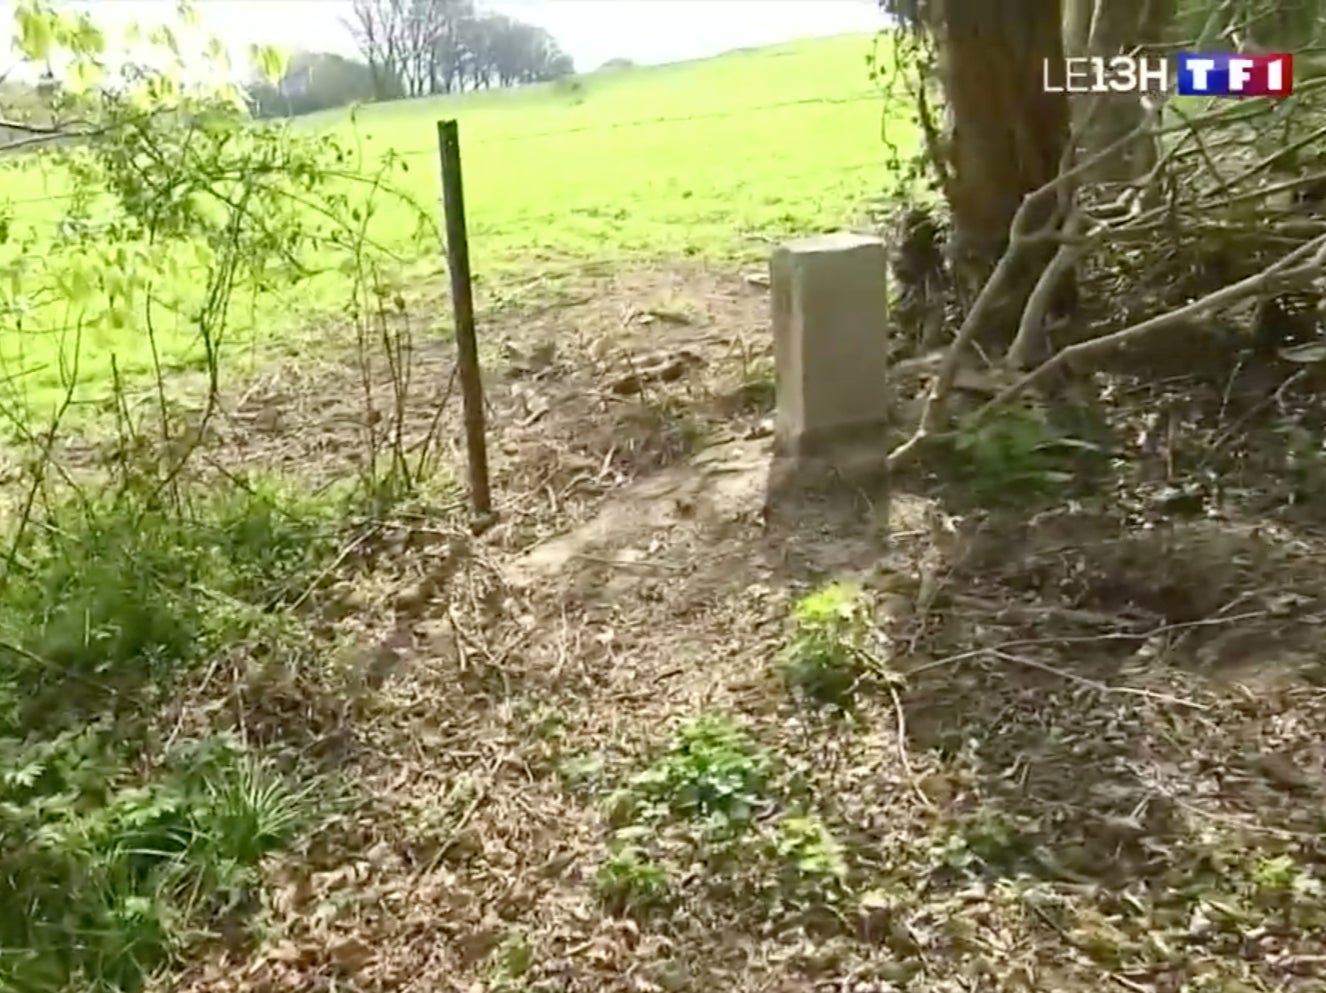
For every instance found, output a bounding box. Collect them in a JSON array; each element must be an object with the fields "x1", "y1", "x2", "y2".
[{"x1": 247, "y1": 0, "x2": 576, "y2": 118}]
